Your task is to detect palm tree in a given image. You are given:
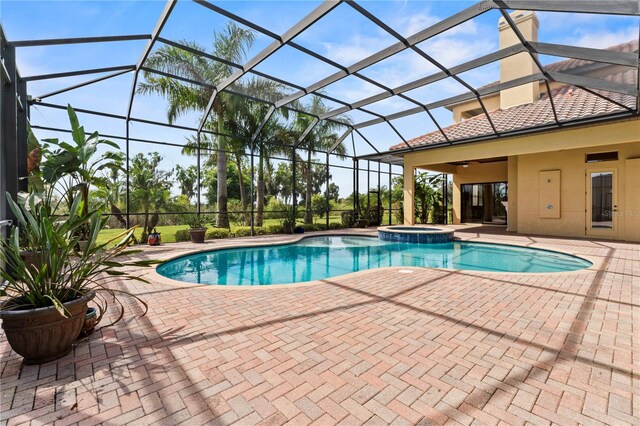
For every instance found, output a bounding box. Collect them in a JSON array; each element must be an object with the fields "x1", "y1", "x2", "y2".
[
  {"x1": 128, "y1": 152, "x2": 173, "y2": 241},
  {"x1": 138, "y1": 22, "x2": 255, "y2": 228},
  {"x1": 292, "y1": 97, "x2": 350, "y2": 224},
  {"x1": 180, "y1": 78, "x2": 288, "y2": 226},
  {"x1": 223, "y1": 79, "x2": 291, "y2": 226}
]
